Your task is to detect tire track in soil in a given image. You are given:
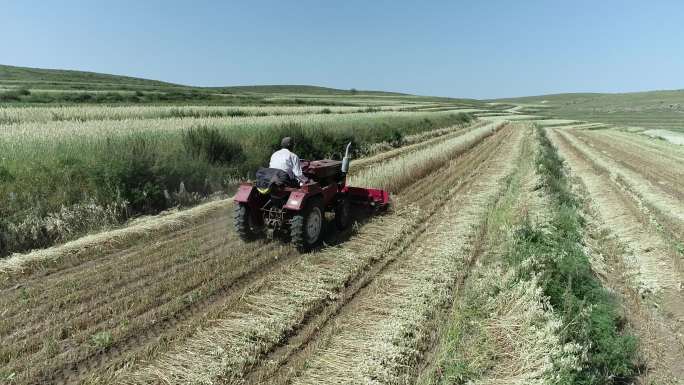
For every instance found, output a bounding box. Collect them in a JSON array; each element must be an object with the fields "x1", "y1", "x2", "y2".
[
  {"x1": 242, "y1": 126, "x2": 521, "y2": 385},
  {"x1": 3, "y1": 125, "x2": 501, "y2": 385},
  {"x1": 547, "y1": 128, "x2": 684, "y2": 370},
  {"x1": 118, "y1": 126, "x2": 512, "y2": 385}
]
